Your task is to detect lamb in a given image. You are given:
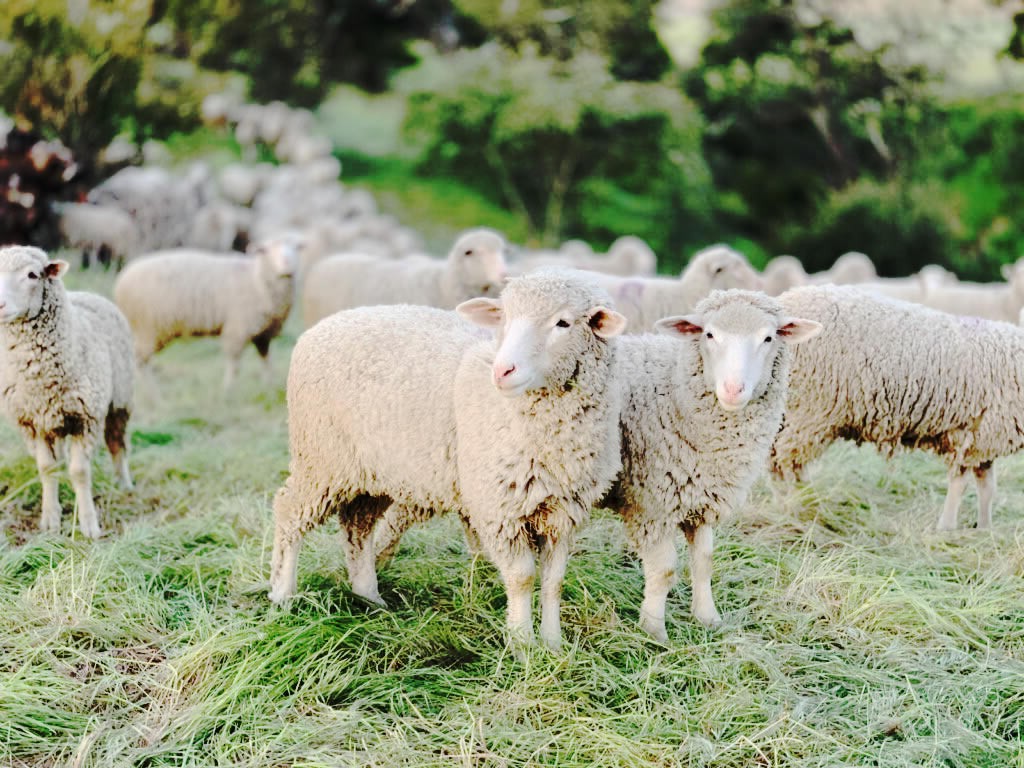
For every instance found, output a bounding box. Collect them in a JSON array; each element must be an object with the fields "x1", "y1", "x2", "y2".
[
  {"x1": 187, "y1": 201, "x2": 251, "y2": 253},
  {"x1": 270, "y1": 270, "x2": 627, "y2": 650},
  {"x1": 771, "y1": 284, "x2": 1024, "y2": 531},
  {"x1": 301, "y1": 228, "x2": 508, "y2": 327},
  {"x1": 0, "y1": 246, "x2": 134, "y2": 538},
  {"x1": 113, "y1": 235, "x2": 302, "y2": 390},
  {"x1": 601, "y1": 291, "x2": 821, "y2": 642},
  {"x1": 591, "y1": 244, "x2": 762, "y2": 332},
  {"x1": 56, "y1": 202, "x2": 138, "y2": 269}
]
